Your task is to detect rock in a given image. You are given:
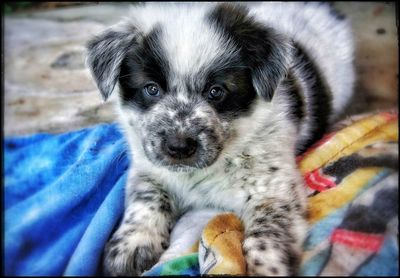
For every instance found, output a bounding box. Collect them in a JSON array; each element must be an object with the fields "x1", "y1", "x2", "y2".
[
  {"x1": 333, "y1": 2, "x2": 398, "y2": 114},
  {"x1": 4, "y1": 4, "x2": 130, "y2": 136}
]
